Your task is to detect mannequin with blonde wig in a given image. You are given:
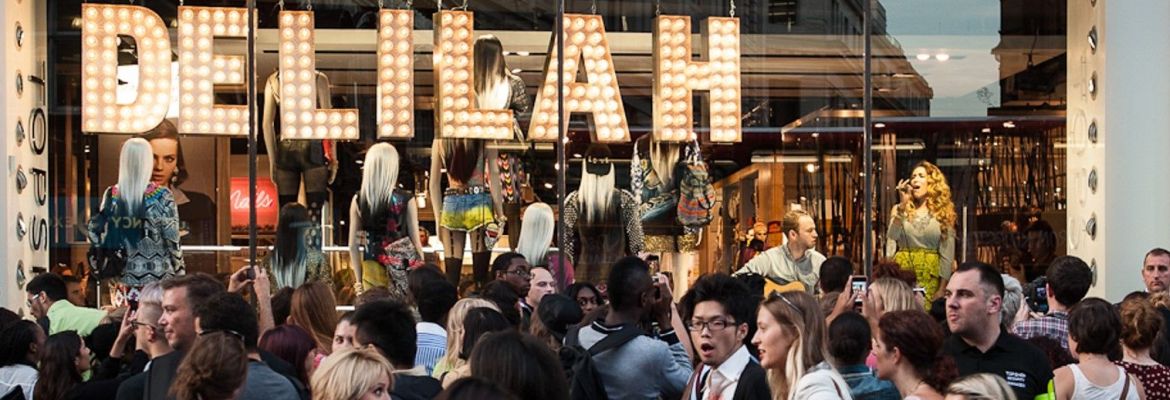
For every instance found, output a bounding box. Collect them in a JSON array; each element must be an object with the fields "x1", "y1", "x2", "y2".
[
  {"x1": 562, "y1": 144, "x2": 644, "y2": 283},
  {"x1": 753, "y1": 291, "x2": 852, "y2": 400},
  {"x1": 87, "y1": 138, "x2": 184, "y2": 307},
  {"x1": 516, "y1": 203, "x2": 574, "y2": 290},
  {"x1": 886, "y1": 160, "x2": 956, "y2": 305},
  {"x1": 310, "y1": 347, "x2": 396, "y2": 400},
  {"x1": 350, "y1": 143, "x2": 423, "y2": 297}
]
